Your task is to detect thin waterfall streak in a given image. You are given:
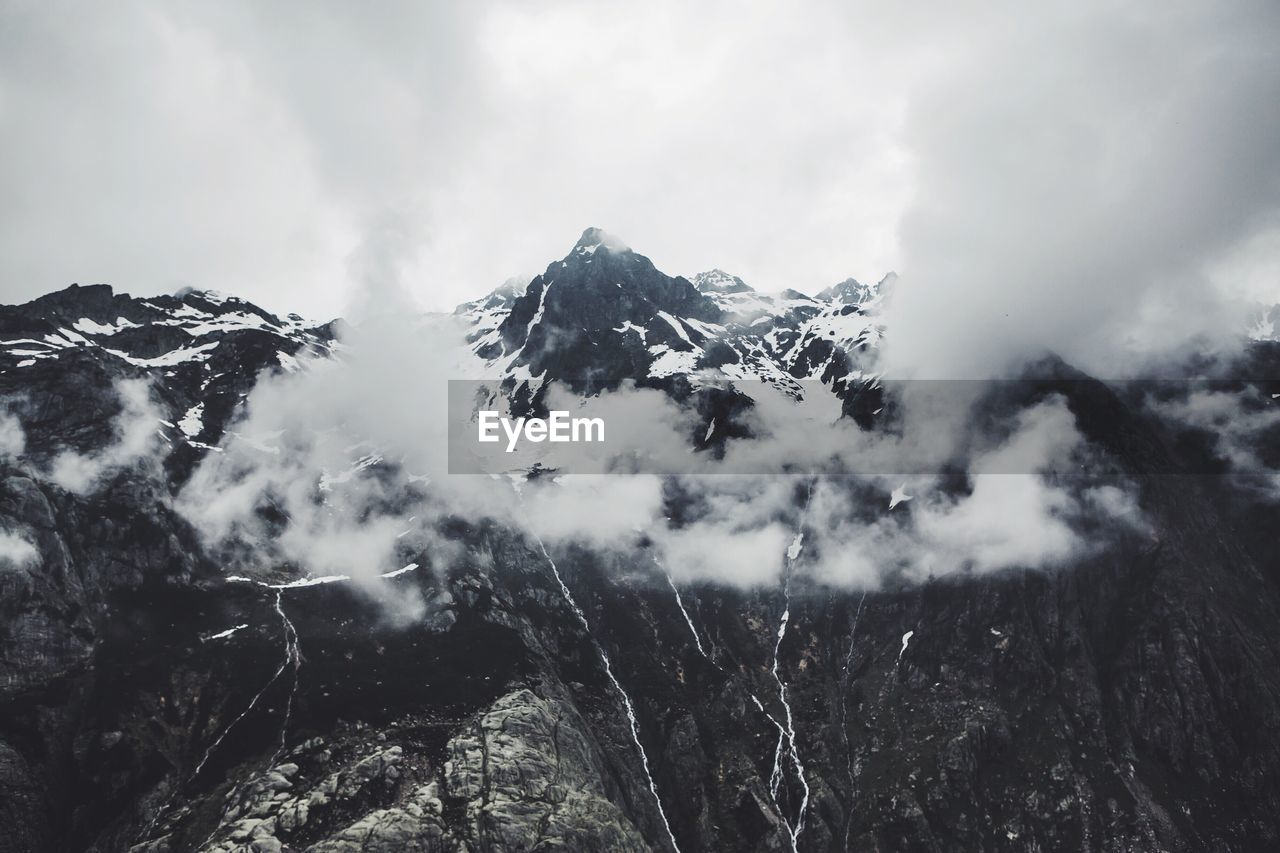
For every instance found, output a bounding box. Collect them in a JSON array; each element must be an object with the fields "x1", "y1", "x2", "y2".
[
  {"x1": 138, "y1": 588, "x2": 297, "y2": 845},
  {"x1": 529, "y1": 532, "x2": 682, "y2": 853},
  {"x1": 751, "y1": 694, "x2": 795, "y2": 842},
  {"x1": 841, "y1": 591, "x2": 868, "y2": 853},
  {"x1": 266, "y1": 592, "x2": 302, "y2": 768},
  {"x1": 769, "y1": 480, "x2": 815, "y2": 852},
  {"x1": 187, "y1": 590, "x2": 294, "y2": 782},
  {"x1": 661, "y1": 564, "x2": 709, "y2": 660}
]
